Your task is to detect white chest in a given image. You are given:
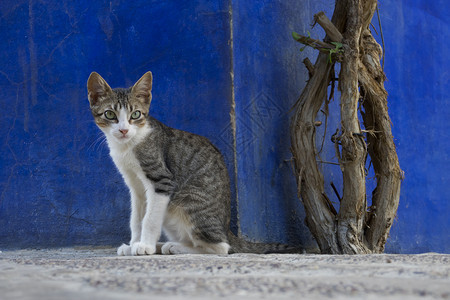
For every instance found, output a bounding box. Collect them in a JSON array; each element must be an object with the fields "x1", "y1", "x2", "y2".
[
  {"x1": 108, "y1": 144, "x2": 153, "y2": 198},
  {"x1": 110, "y1": 146, "x2": 140, "y2": 173}
]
